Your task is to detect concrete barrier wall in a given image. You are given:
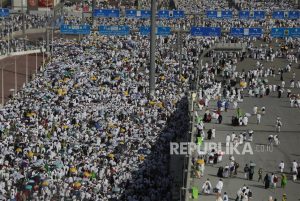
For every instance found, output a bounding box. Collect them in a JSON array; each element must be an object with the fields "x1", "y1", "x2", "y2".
[
  {"x1": 182, "y1": 92, "x2": 196, "y2": 201},
  {"x1": 0, "y1": 48, "x2": 46, "y2": 60},
  {"x1": 11, "y1": 28, "x2": 47, "y2": 38}
]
